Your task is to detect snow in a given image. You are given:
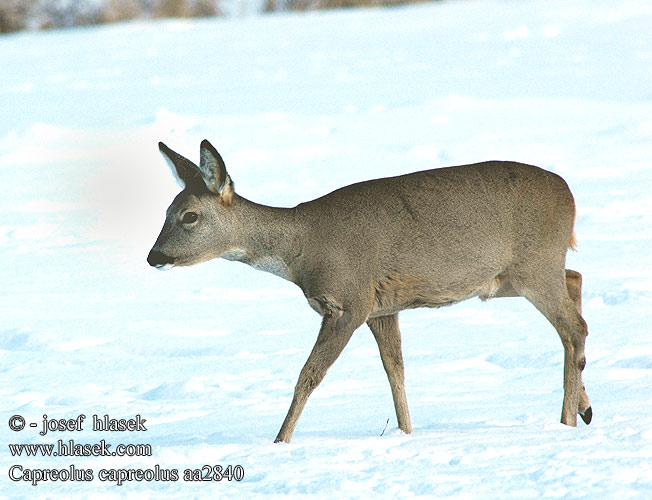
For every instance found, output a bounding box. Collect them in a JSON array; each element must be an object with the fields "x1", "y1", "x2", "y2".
[{"x1": 1, "y1": 0, "x2": 652, "y2": 497}]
